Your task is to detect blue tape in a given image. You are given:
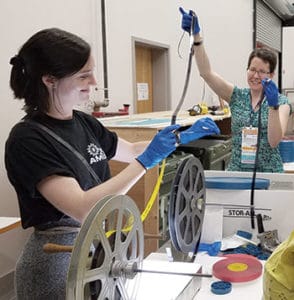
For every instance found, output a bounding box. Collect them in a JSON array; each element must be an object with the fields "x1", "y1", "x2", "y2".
[
  {"x1": 236, "y1": 230, "x2": 252, "y2": 240},
  {"x1": 211, "y1": 281, "x2": 232, "y2": 295}
]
